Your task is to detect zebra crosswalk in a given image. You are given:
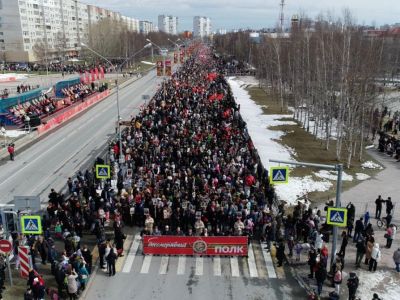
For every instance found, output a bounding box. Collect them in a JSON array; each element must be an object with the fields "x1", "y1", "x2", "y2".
[{"x1": 119, "y1": 234, "x2": 284, "y2": 279}]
